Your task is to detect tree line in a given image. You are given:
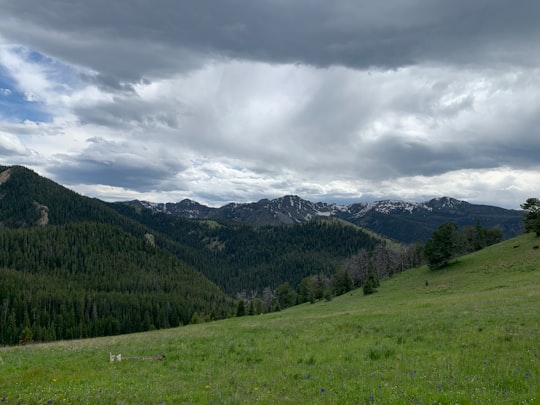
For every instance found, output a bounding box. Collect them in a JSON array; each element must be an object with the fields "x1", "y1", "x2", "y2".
[
  {"x1": 424, "y1": 198, "x2": 539, "y2": 270},
  {"x1": 233, "y1": 240, "x2": 425, "y2": 315},
  {"x1": 423, "y1": 220, "x2": 504, "y2": 269},
  {"x1": 235, "y1": 217, "x2": 512, "y2": 315}
]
